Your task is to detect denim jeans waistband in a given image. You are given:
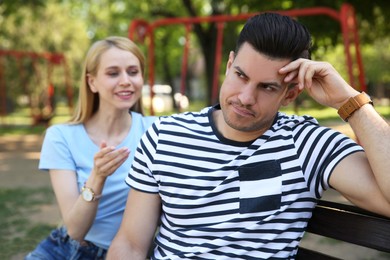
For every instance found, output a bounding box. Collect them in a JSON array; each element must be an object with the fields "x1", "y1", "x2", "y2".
[
  {"x1": 60, "y1": 226, "x2": 107, "y2": 259},
  {"x1": 65, "y1": 234, "x2": 107, "y2": 257},
  {"x1": 25, "y1": 226, "x2": 107, "y2": 260}
]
